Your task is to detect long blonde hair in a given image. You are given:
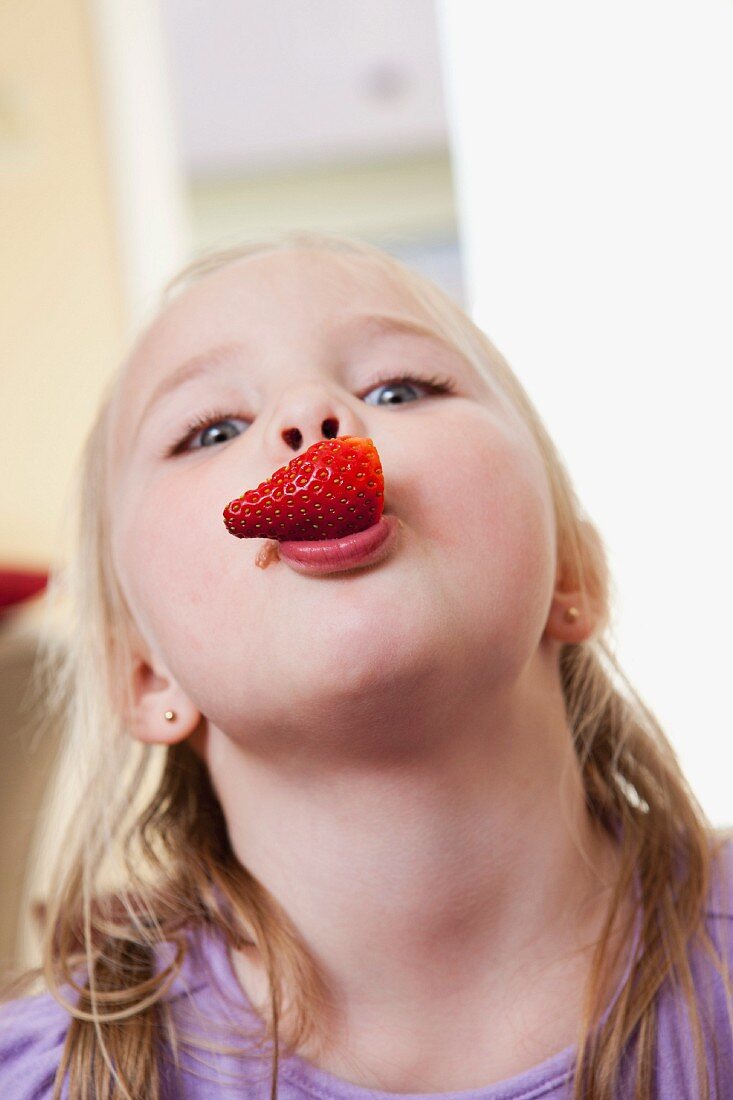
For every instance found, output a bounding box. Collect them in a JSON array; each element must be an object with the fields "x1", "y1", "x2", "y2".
[{"x1": 2, "y1": 230, "x2": 731, "y2": 1099}]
